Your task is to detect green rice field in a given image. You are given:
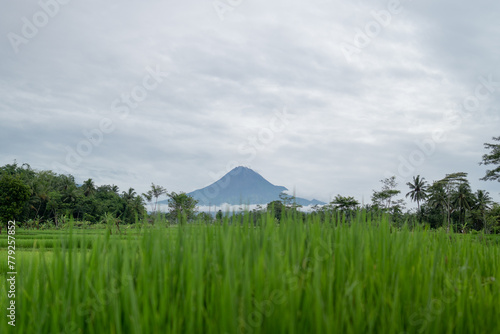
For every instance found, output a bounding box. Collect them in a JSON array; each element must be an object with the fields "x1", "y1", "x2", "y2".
[{"x1": 1, "y1": 212, "x2": 499, "y2": 333}]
